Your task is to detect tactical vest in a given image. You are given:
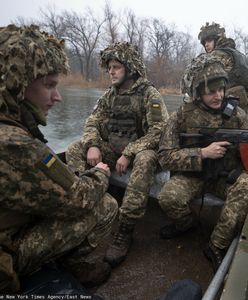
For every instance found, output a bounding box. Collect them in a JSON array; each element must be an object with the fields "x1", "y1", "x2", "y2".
[
  {"x1": 107, "y1": 89, "x2": 146, "y2": 155},
  {"x1": 178, "y1": 101, "x2": 242, "y2": 180},
  {"x1": 218, "y1": 48, "x2": 248, "y2": 91}
]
